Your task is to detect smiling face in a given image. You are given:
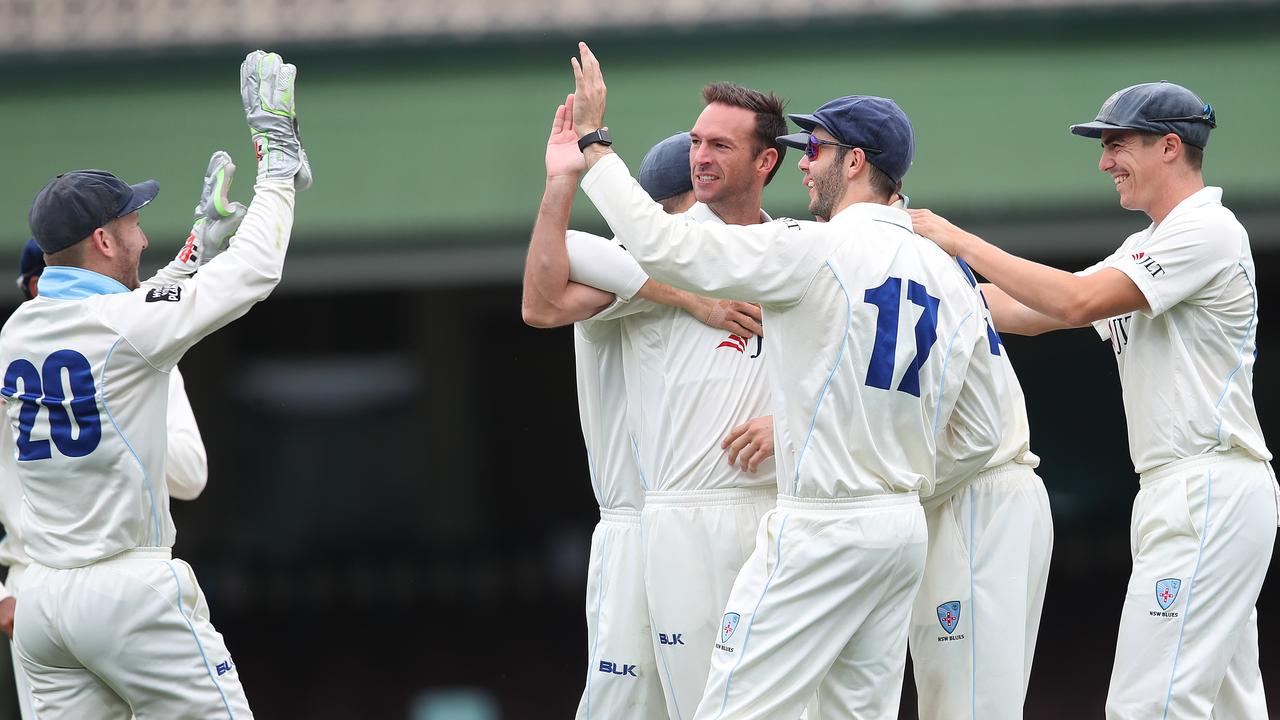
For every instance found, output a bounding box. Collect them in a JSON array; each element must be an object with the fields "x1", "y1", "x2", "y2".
[
  {"x1": 1099, "y1": 130, "x2": 1172, "y2": 214},
  {"x1": 689, "y1": 102, "x2": 768, "y2": 207},
  {"x1": 798, "y1": 128, "x2": 850, "y2": 221}
]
